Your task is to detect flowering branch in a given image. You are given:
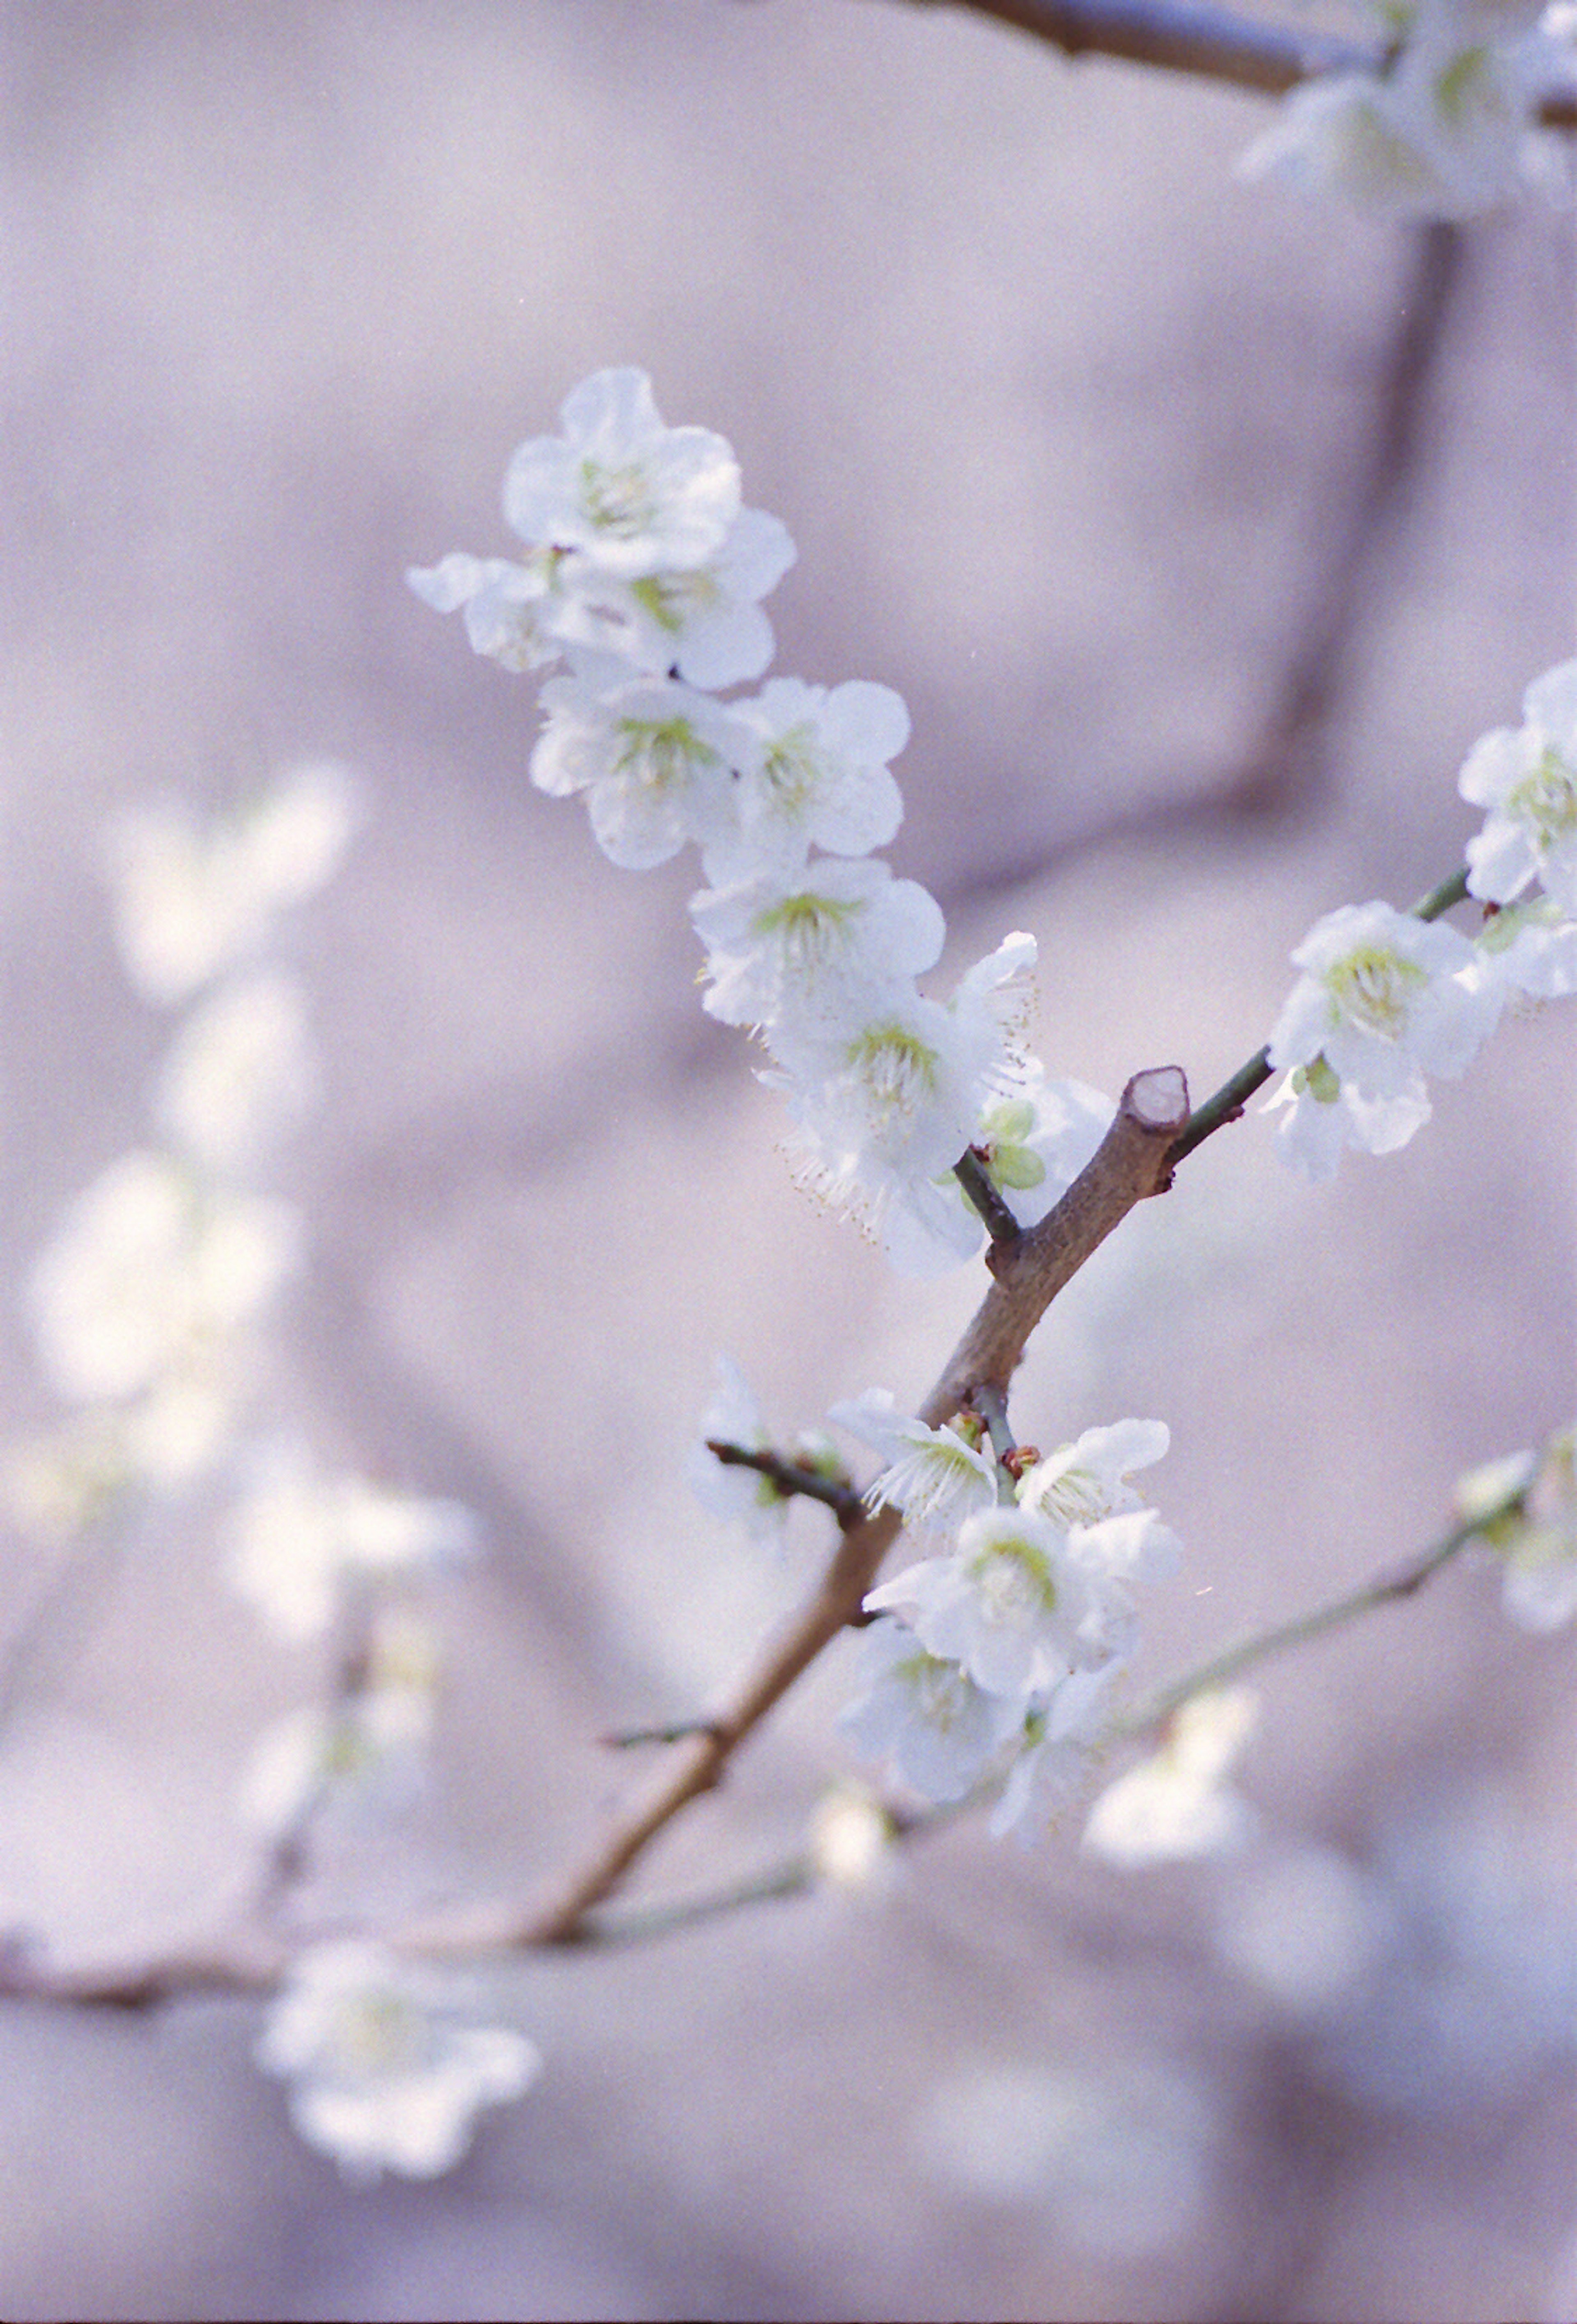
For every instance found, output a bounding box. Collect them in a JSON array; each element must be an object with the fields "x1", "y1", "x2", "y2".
[{"x1": 916, "y1": 0, "x2": 1577, "y2": 128}]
